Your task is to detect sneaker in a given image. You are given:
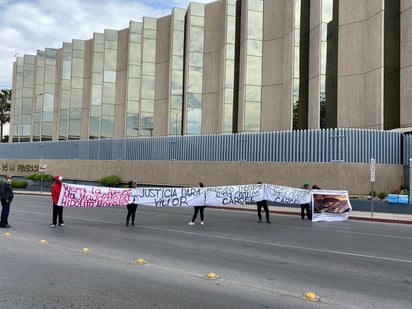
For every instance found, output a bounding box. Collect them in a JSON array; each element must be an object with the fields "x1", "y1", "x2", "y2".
[
  {"x1": 50, "y1": 224, "x2": 56, "y2": 228},
  {"x1": 200, "y1": 221, "x2": 204, "y2": 225},
  {"x1": 188, "y1": 222, "x2": 195, "y2": 225},
  {"x1": 266, "y1": 221, "x2": 271, "y2": 224},
  {"x1": 59, "y1": 223, "x2": 64, "y2": 227},
  {"x1": 131, "y1": 222, "x2": 135, "y2": 226}
]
